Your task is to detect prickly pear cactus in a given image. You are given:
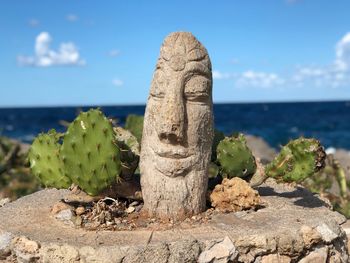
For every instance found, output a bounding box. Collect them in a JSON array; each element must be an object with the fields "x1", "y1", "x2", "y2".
[
  {"x1": 216, "y1": 134, "x2": 257, "y2": 178},
  {"x1": 266, "y1": 137, "x2": 326, "y2": 183},
  {"x1": 28, "y1": 130, "x2": 71, "y2": 188},
  {"x1": 113, "y1": 126, "x2": 140, "y2": 181},
  {"x1": 61, "y1": 109, "x2": 121, "y2": 196},
  {"x1": 125, "y1": 114, "x2": 144, "y2": 143}
]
